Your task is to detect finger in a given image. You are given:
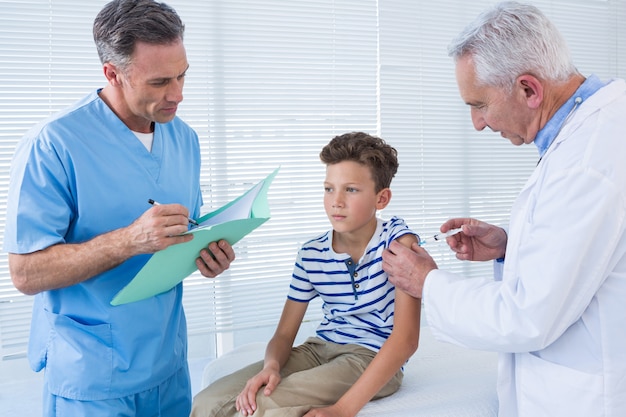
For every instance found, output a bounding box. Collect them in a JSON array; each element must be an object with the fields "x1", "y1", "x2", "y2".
[
  {"x1": 208, "y1": 241, "x2": 234, "y2": 267},
  {"x1": 440, "y1": 218, "x2": 458, "y2": 233},
  {"x1": 217, "y1": 240, "x2": 236, "y2": 261},
  {"x1": 387, "y1": 239, "x2": 406, "y2": 255},
  {"x1": 146, "y1": 206, "x2": 193, "y2": 238},
  {"x1": 245, "y1": 387, "x2": 258, "y2": 414},
  {"x1": 149, "y1": 202, "x2": 190, "y2": 216},
  {"x1": 236, "y1": 392, "x2": 252, "y2": 416},
  {"x1": 441, "y1": 218, "x2": 471, "y2": 233},
  {"x1": 164, "y1": 223, "x2": 193, "y2": 238},
  {"x1": 196, "y1": 243, "x2": 231, "y2": 278},
  {"x1": 196, "y1": 252, "x2": 219, "y2": 278},
  {"x1": 264, "y1": 375, "x2": 279, "y2": 396},
  {"x1": 456, "y1": 252, "x2": 469, "y2": 261},
  {"x1": 235, "y1": 395, "x2": 242, "y2": 412},
  {"x1": 166, "y1": 233, "x2": 194, "y2": 245}
]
